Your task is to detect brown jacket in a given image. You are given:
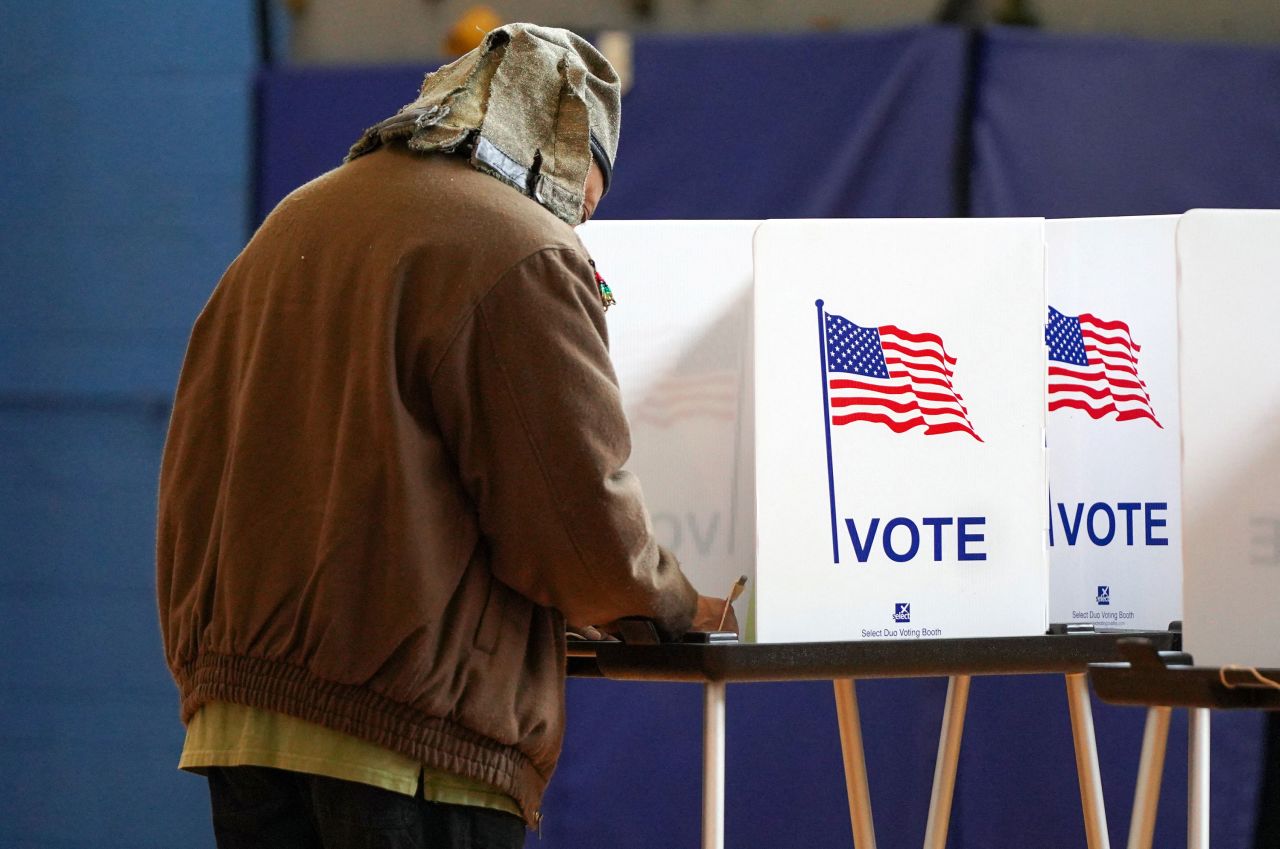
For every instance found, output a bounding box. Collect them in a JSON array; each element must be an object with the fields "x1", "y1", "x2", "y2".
[{"x1": 156, "y1": 146, "x2": 698, "y2": 824}]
